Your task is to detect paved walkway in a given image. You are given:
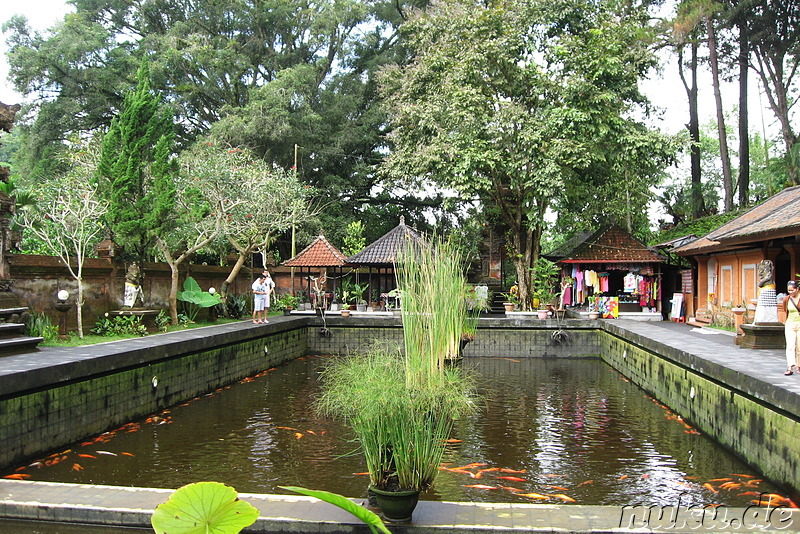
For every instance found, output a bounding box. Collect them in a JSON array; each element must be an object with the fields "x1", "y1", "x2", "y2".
[
  {"x1": 618, "y1": 320, "x2": 800, "y2": 410},
  {"x1": 1, "y1": 318, "x2": 799, "y2": 533}
]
